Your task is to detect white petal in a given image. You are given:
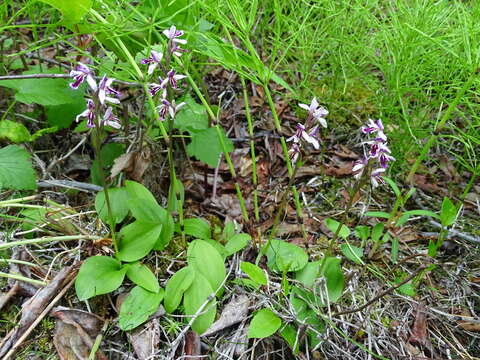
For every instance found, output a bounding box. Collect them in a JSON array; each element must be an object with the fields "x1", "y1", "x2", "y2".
[
  {"x1": 318, "y1": 117, "x2": 328, "y2": 128},
  {"x1": 163, "y1": 29, "x2": 171, "y2": 38},
  {"x1": 299, "y1": 103, "x2": 310, "y2": 111},
  {"x1": 174, "y1": 74, "x2": 187, "y2": 81},
  {"x1": 104, "y1": 120, "x2": 121, "y2": 129},
  {"x1": 352, "y1": 163, "x2": 364, "y2": 172},
  {"x1": 76, "y1": 109, "x2": 89, "y2": 122},
  {"x1": 168, "y1": 106, "x2": 175, "y2": 118},
  {"x1": 148, "y1": 63, "x2": 157, "y2": 75},
  {"x1": 302, "y1": 132, "x2": 319, "y2": 150},
  {"x1": 173, "y1": 38, "x2": 187, "y2": 44},
  {"x1": 310, "y1": 97, "x2": 318, "y2": 110},
  {"x1": 98, "y1": 90, "x2": 106, "y2": 104},
  {"x1": 86, "y1": 75, "x2": 98, "y2": 91},
  {"x1": 175, "y1": 102, "x2": 186, "y2": 110},
  {"x1": 173, "y1": 51, "x2": 183, "y2": 57},
  {"x1": 105, "y1": 96, "x2": 120, "y2": 105}
]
